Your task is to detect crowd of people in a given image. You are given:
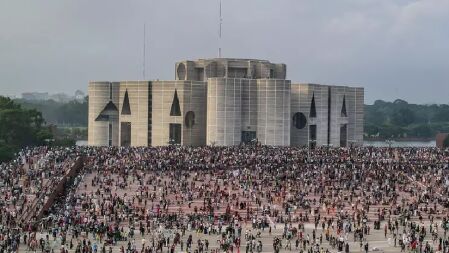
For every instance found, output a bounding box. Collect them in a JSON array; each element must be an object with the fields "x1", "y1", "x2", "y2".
[
  {"x1": 0, "y1": 145, "x2": 449, "y2": 252},
  {"x1": 0, "y1": 146, "x2": 83, "y2": 252}
]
